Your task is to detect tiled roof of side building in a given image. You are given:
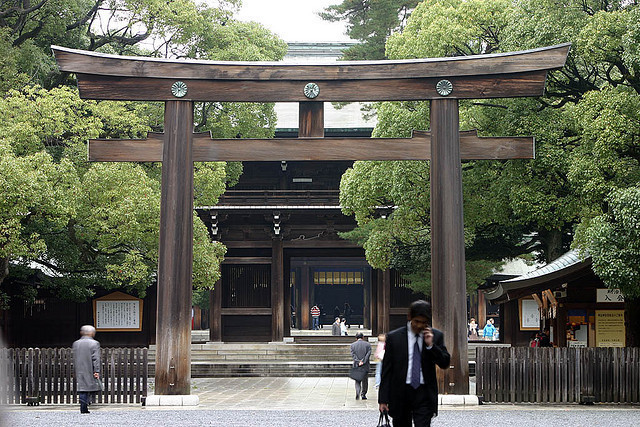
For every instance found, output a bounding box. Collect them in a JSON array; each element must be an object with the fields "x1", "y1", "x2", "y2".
[{"x1": 500, "y1": 250, "x2": 589, "y2": 284}]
